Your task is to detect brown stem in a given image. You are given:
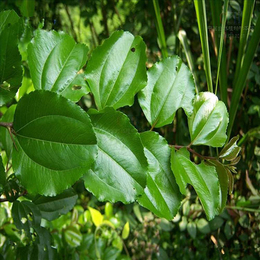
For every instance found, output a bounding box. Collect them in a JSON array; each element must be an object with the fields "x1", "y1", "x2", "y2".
[
  {"x1": 64, "y1": 5, "x2": 78, "y2": 42},
  {"x1": 0, "y1": 122, "x2": 13, "y2": 128},
  {"x1": 0, "y1": 190, "x2": 28, "y2": 203},
  {"x1": 173, "y1": 145, "x2": 217, "y2": 160}
]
